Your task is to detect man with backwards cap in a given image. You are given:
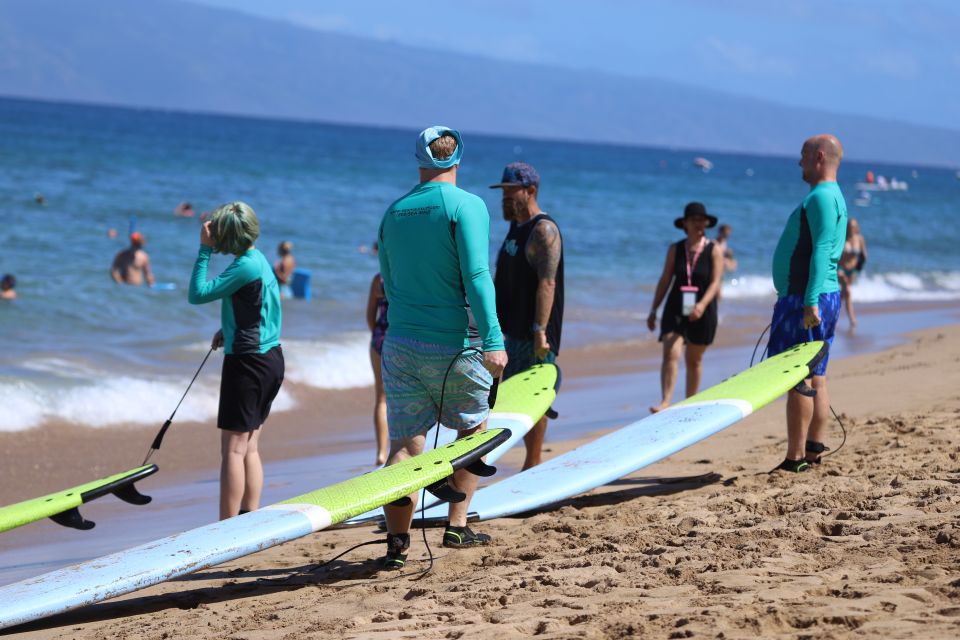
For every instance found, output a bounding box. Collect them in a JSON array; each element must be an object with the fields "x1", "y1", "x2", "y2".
[
  {"x1": 111, "y1": 231, "x2": 155, "y2": 286},
  {"x1": 377, "y1": 126, "x2": 507, "y2": 569},
  {"x1": 491, "y1": 162, "x2": 564, "y2": 470}
]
